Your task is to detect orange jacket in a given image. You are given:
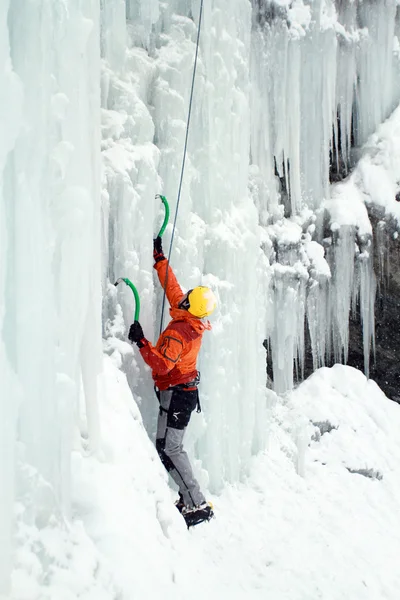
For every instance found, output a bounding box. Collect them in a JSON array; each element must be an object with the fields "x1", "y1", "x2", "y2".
[{"x1": 139, "y1": 259, "x2": 211, "y2": 390}]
